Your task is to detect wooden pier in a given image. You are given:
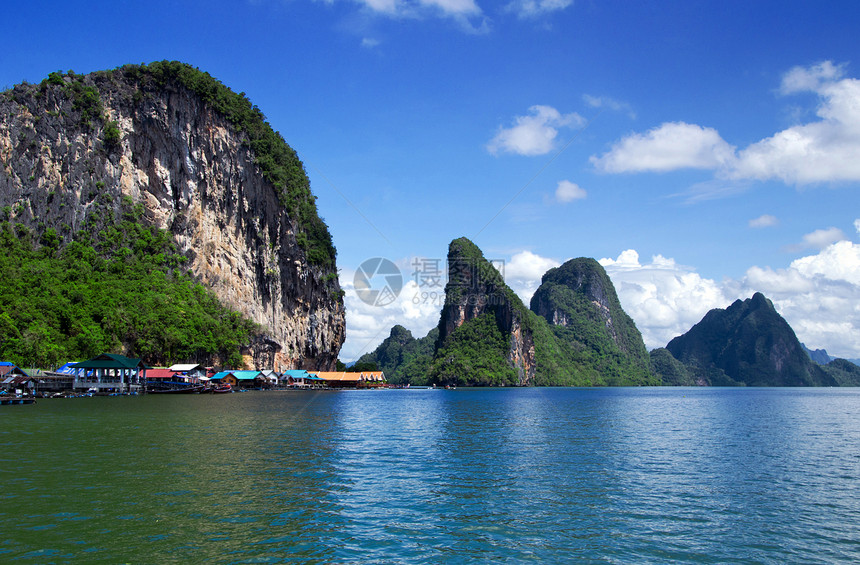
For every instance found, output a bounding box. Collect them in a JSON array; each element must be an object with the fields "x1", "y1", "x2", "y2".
[{"x1": 0, "y1": 396, "x2": 36, "y2": 405}]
